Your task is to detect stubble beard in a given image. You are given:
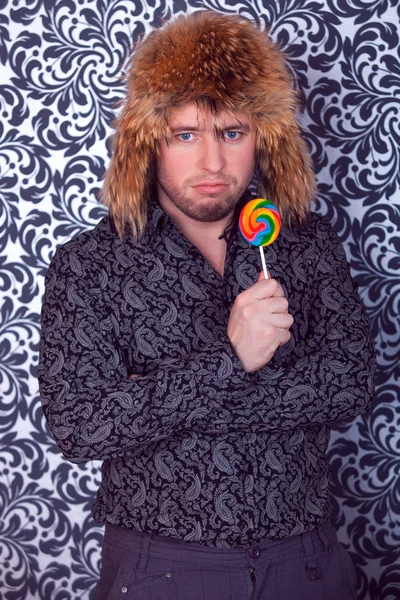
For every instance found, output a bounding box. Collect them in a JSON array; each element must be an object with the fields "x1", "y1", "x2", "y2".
[{"x1": 156, "y1": 166, "x2": 255, "y2": 223}]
